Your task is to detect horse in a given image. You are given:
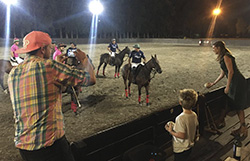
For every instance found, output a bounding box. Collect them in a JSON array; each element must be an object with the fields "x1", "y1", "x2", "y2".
[
  {"x1": 0, "y1": 59, "x2": 13, "y2": 93},
  {"x1": 96, "y1": 46, "x2": 130, "y2": 78},
  {"x1": 64, "y1": 49, "x2": 95, "y2": 115},
  {"x1": 121, "y1": 55, "x2": 162, "y2": 106}
]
